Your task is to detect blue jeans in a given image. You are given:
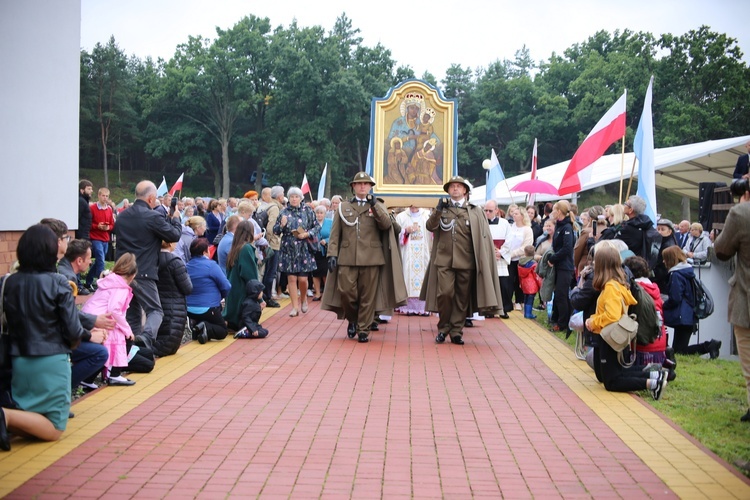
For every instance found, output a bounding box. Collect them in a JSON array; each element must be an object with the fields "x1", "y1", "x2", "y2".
[
  {"x1": 86, "y1": 240, "x2": 108, "y2": 287},
  {"x1": 70, "y1": 341, "x2": 108, "y2": 388}
]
